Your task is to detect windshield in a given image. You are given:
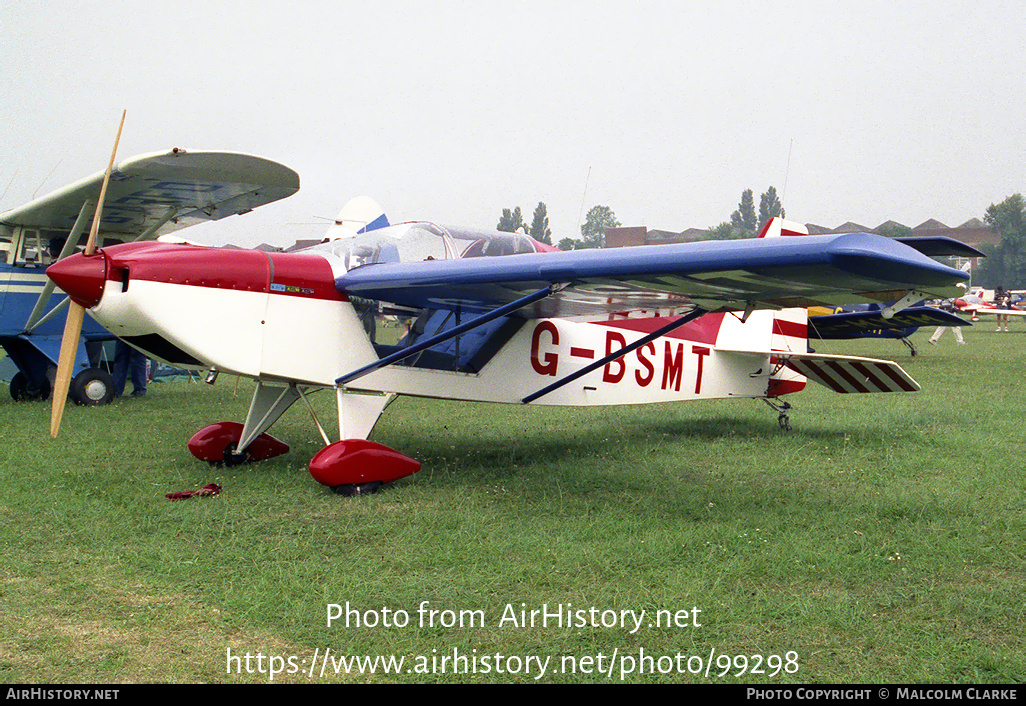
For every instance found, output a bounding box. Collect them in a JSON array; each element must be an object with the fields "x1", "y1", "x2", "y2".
[
  {"x1": 303, "y1": 221, "x2": 551, "y2": 271},
  {"x1": 306, "y1": 222, "x2": 455, "y2": 271}
]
